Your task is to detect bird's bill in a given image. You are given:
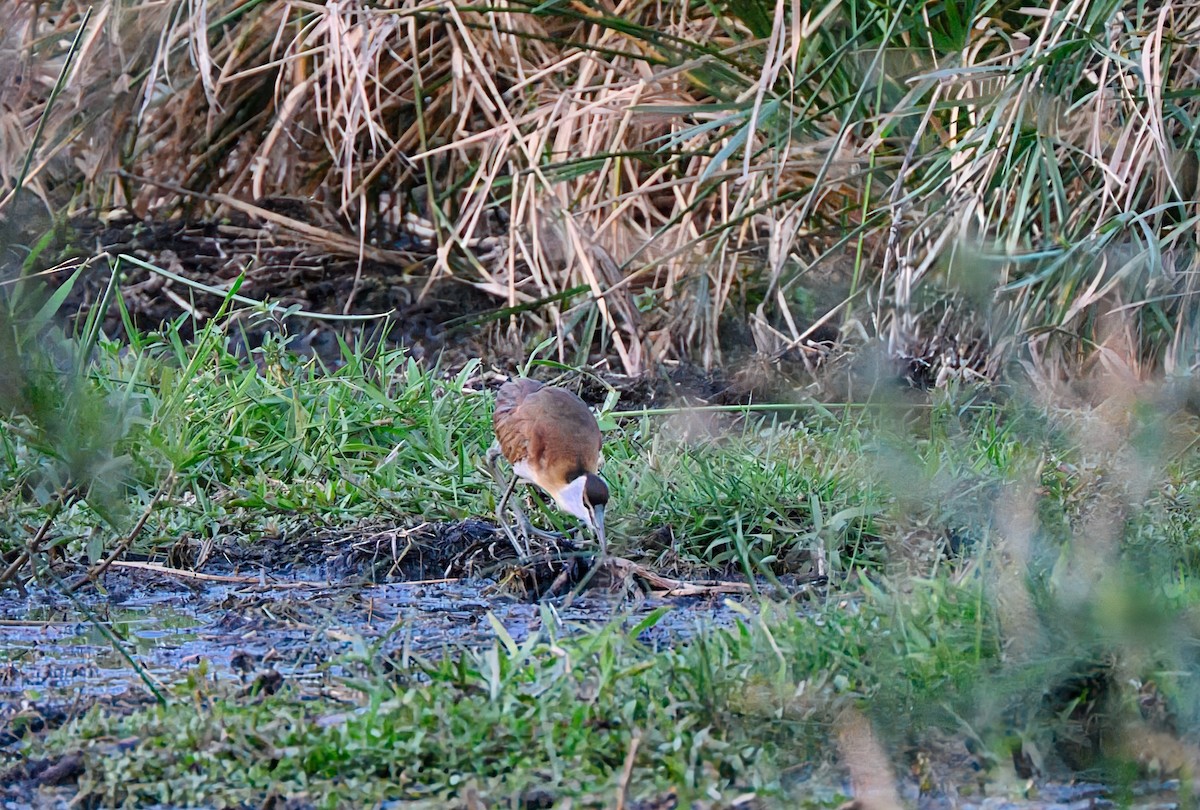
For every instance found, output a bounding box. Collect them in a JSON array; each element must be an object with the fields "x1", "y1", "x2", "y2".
[{"x1": 590, "y1": 504, "x2": 607, "y2": 556}]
